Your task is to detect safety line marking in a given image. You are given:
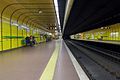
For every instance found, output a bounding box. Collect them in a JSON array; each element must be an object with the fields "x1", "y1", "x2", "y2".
[
  {"x1": 39, "y1": 40, "x2": 60, "y2": 80},
  {"x1": 64, "y1": 41, "x2": 90, "y2": 80}
]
